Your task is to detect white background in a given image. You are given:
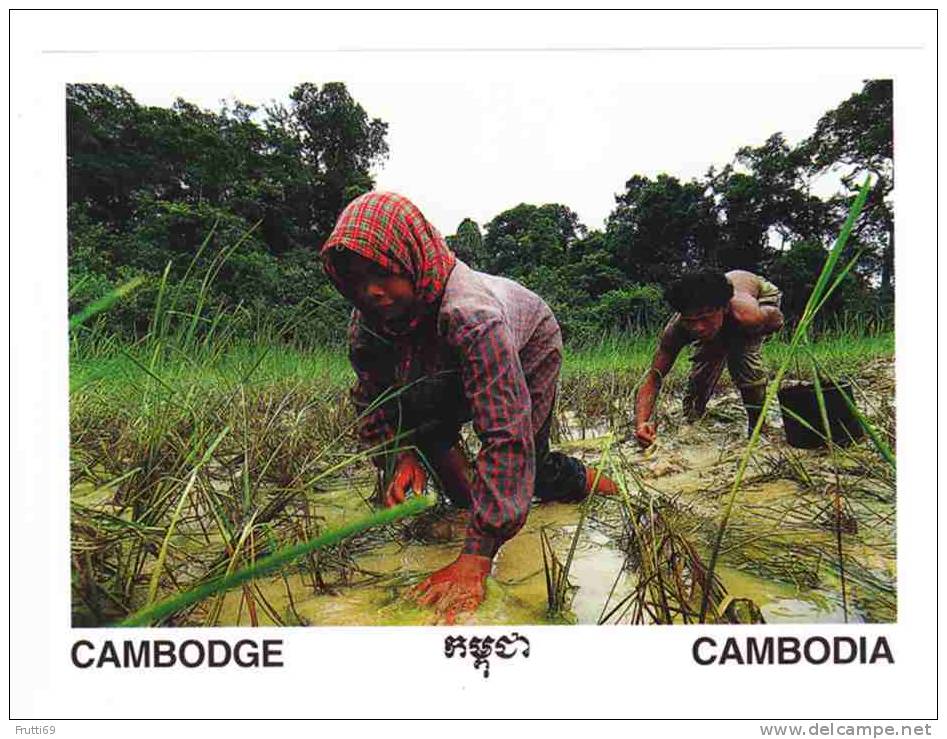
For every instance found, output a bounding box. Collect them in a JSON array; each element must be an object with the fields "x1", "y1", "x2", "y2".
[{"x1": 6, "y1": 8, "x2": 940, "y2": 729}]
